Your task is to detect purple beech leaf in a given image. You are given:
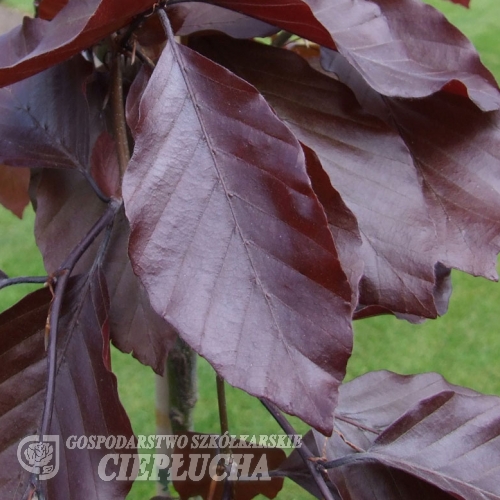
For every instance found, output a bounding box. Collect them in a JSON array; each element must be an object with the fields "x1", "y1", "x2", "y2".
[
  {"x1": 0, "y1": 273, "x2": 135, "y2": 499},
  {"x1": 279, "y1": 429, "x2": 453, "y2": 499},
  {"x1": 122, "y1": 37, "x2": 353, "y2": 434},
  {"x1": 101, "y1": 209, "x2": 178, "y2": 373},
  {"x1": 0, "y1": 164, "x2": 30, "y2": 218},
  {"x1": 281, "y1": 371, "x2": 488, "y2": 499},
  {"x1": 308, "y1": 0, "x2": 499, "y2": 110},
  {"x1": 168, "y1": 3, "x2": 278, "y2": 39},
  {"x1": 205, "y1": 0, "x2": 499, "y2": 110},
  {"x1": 386, "y1": 95, "x2": 500, "y2": 281},
  {"x1": 205, "y1": 0, "x2": 335, "y2": 49},
  {"x1": 33, "y1": 168, "x2": 176, "y2": 373},
  {"x1": 90, "y1": 132, "x2": 121, "y2": 198},
  {"x1": 191, "y1": 36, "x2": 441, "y2": 318},
  {"x1": 0, "y1": 288, "x2": 52, "y2": 497},
  {"x1": 326, "y1": 50, "x2": 500, "y2": 282},
  {"x1": 0, "y1": 0, "x2": 157, "y2": 87},
  {"x1": 125, "y1": 65, "x2": 153, "y2": 133},
  {"x1": 0, "y1": 56, "x2": 99, "y2": 171},
  {"x1": 38, "y1": 0, "x2": 69, "y2": 20},
  {"x1": 34, "y1": 169, "x2": 107, "y2": 276},
  {"x1": 302, "y1": 143, "x2": 364, "y2": 309}
]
